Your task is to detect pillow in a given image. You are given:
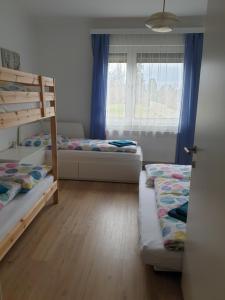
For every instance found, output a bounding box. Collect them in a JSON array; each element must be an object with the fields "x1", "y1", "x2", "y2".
[
  {"x1": 0, "y1": 181, "x2": 21, "y2": 210},
  {"x1": 0, "y1": 163, "x2": 51, "y2": 192},
  {"x1": 21, "y1": 132, "x2": 69, "y2": 147},
  {"x1": 145, "y1": 164, "x2": 192, "y2": 187},
  {"x1": 21, "y1": 132, "x2": 51, "y2": 147}
]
